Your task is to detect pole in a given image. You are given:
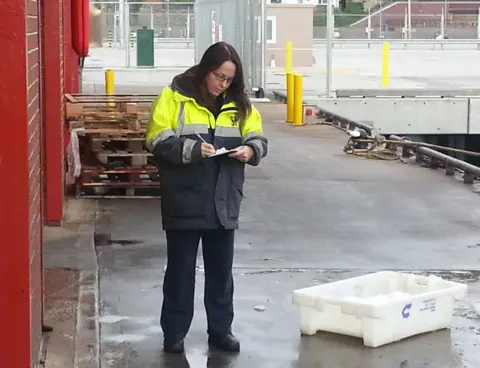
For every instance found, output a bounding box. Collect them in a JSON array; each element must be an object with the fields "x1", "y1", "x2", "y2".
[
  {"x1": 167, "y1": 0, "x2": 171, "y2": 38},
  {"x1": 367, "y1": 9, "x2": 371, "y2": 39},
  {"x1": 285, "y1": 41, "x2": 292, "y2": 74},
  {"x1": 187, "y1": 7, "x2": 191, "y2": 38},
  {"x1": 379, "y1": 0, "x2": 383, "y2": 37},
  {"x1": 478, "y1": 10, "x2": 480, "y2": 40},
  {"x1": 286, "y1": 73, "x2": 294, "y2": 123},
  {"x1": 326, "y1": 0, "x2": 333, "y2": 97},
  {"x1": 118, "y1": 0, "x2": 125, "y2": 47},
  {"x1": 445, "y1": 0, "x2": 448, "y2": 37},
  {"x1": 261, "y1": 0, "x2": 266, "y2": 90},
  {"x1": 404, "y1": 7, "x2": 407, "y2": 39},
  {"x1": 440, "y1": 8, "x2": 445, "y2": 39},
  {"x1": 407, "y1": 0, "x2": 412, "y2": 39},
  {"x1": 150, "y1": 5, "x2": 154, "y2": 30},
  {"x1": 124, "y1": 2, "x2": 131, "y2": 67},
  {"x1": 113, "y1": 8, "x2": 118, "y2": 46},
  {"x1": 105, "y1": 70, "x2": 115, "y2": 107},
  {"x1": 381, "y1": 42, "x2": 390, "y2": 88},
  {"x1": 293, "y1": 74, "x2": 303, "y2": 126}
]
